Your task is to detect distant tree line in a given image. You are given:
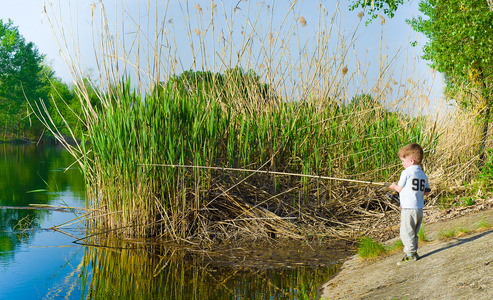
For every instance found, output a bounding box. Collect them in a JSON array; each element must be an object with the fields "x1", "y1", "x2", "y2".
[{"x1": 0, "y1": 19, "x2": 84, "y2": 143}]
